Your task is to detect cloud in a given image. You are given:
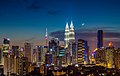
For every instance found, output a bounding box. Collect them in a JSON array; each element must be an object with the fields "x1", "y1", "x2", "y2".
[
  {"x1": 104, "y1": 38, "x2": 120, "y2": 42},
  {"x1": 50, "y1": 30, "x2": 120, "y2": 41},
  {"x1": 0, "y1": 0, "x2": 44, "y2": 9},
  {"x1": 27, "y1": 1, "x2": 46, "y2": 10},
  {"x1": 76, "y1": 26, "x2": 120, "y2": 33},
  {"x1": 47, "y1": 10, "x2": 62, "y2": 15},
  {"x1": 50, "y1": 27, "x2": 120, "y2": 51}
]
